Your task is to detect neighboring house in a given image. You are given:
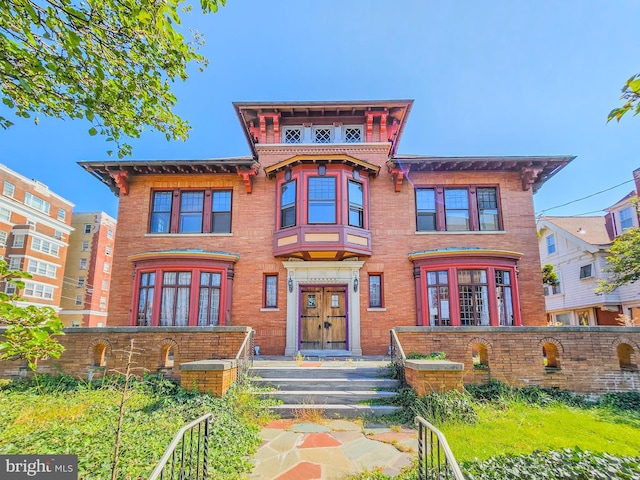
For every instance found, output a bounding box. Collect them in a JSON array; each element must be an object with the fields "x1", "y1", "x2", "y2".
[
  {"x1": 59, "y1": 212, "x2": 117, "y2": 327},
  {"x1": 0, "y1": 163, "x2": 74, "y2": 310},
  {"x1": 80, "y1": 99, "x2": 573, "y2": 355},
  {"x1": 538, "y1": 175, "x2": 640, "y2": 326}
]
